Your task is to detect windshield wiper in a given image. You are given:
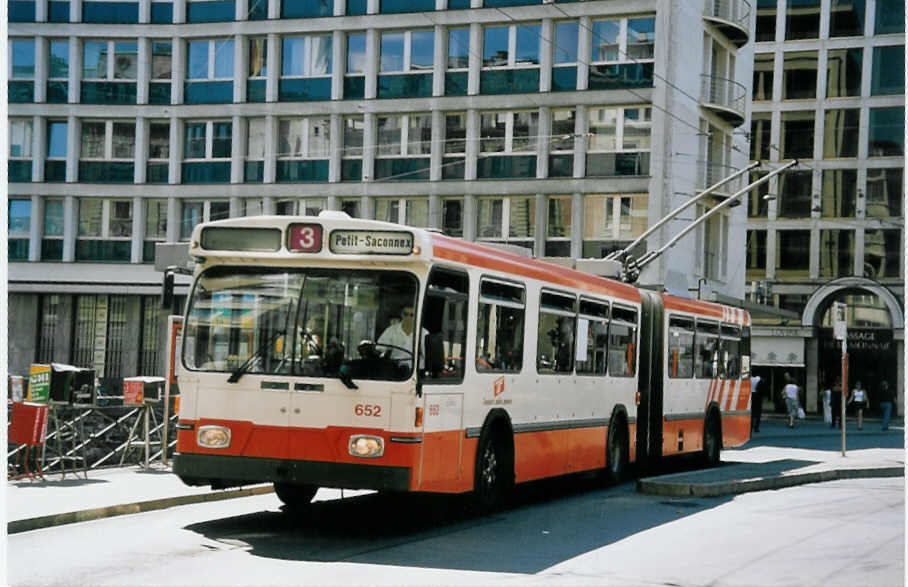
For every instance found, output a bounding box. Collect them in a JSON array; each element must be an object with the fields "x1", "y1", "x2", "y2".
[{"x1": 227, "y1": 329, "x2": 285, "y2": 383}]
